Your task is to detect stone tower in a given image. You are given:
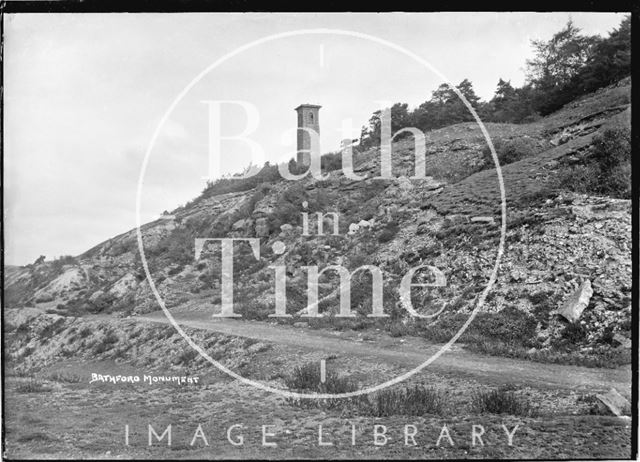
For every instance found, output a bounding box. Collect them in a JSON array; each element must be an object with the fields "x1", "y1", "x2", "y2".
[{"x1": 295, "y1": 104, "x2": 321, "y2": 167}]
